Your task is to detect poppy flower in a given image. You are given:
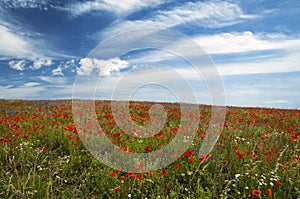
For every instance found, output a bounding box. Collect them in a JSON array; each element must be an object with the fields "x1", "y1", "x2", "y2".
[
  {"x1": 275, "y1": 180, "x2": 281, "y2": 185},
  {"x1": 114, "y1": 187, "x2": 120, "y2": 193},
  {"x1": 161, "y1": 170, "x2": 167, "y2": 175},
  {"x1": 247, "y1": 150, "x2": 251, "y2": 156},
  {"x1": 137, "y1": 173, "x2": 143, "y2": 179},
  {"x1": 23, "y1": 134, "x2": 29, "y2": 140},
  {"x1": 145, "y1": 145, "x2": 151, "y2": 152},
  {"x1": 267, "y1": 188, "x2": 272, "y2": 196},
  {"x1": 110, "y1": 172, "x2": 116, "y2": 177},
  {"x1": 236, "y1": 151, "x2": 244, "y2": 159},
  {"x1": 252, "y1": 189, "x2": 261, "y2": 197}
]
